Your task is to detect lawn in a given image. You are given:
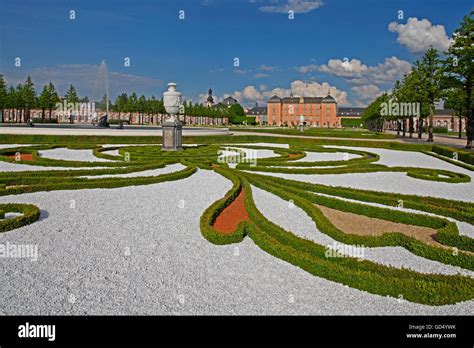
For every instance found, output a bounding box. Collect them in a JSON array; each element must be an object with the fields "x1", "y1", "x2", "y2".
[{"x1": 230, "y1": 126, "x2": 396, "y2": 139}]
